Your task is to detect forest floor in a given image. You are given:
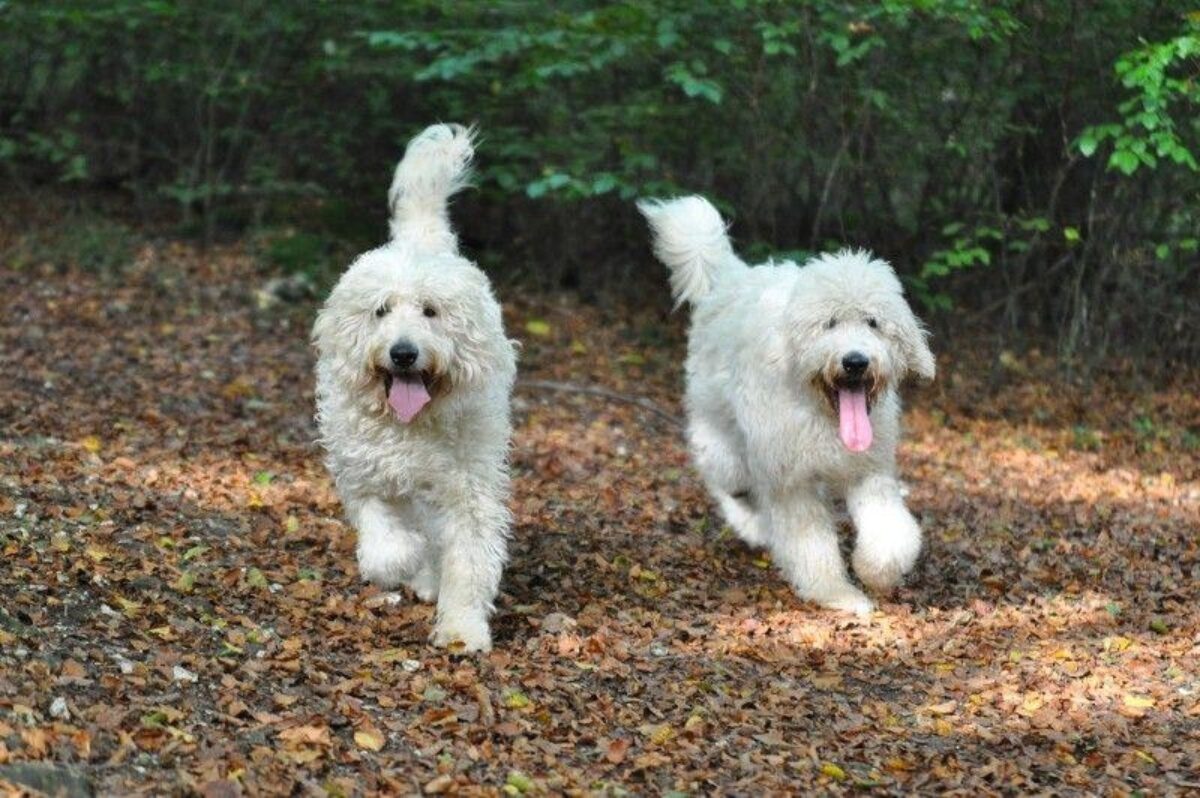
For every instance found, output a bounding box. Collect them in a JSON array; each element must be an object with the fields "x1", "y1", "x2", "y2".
[{"x1": 1, "y1": 241, "x2": 1198, "y2": 796}]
